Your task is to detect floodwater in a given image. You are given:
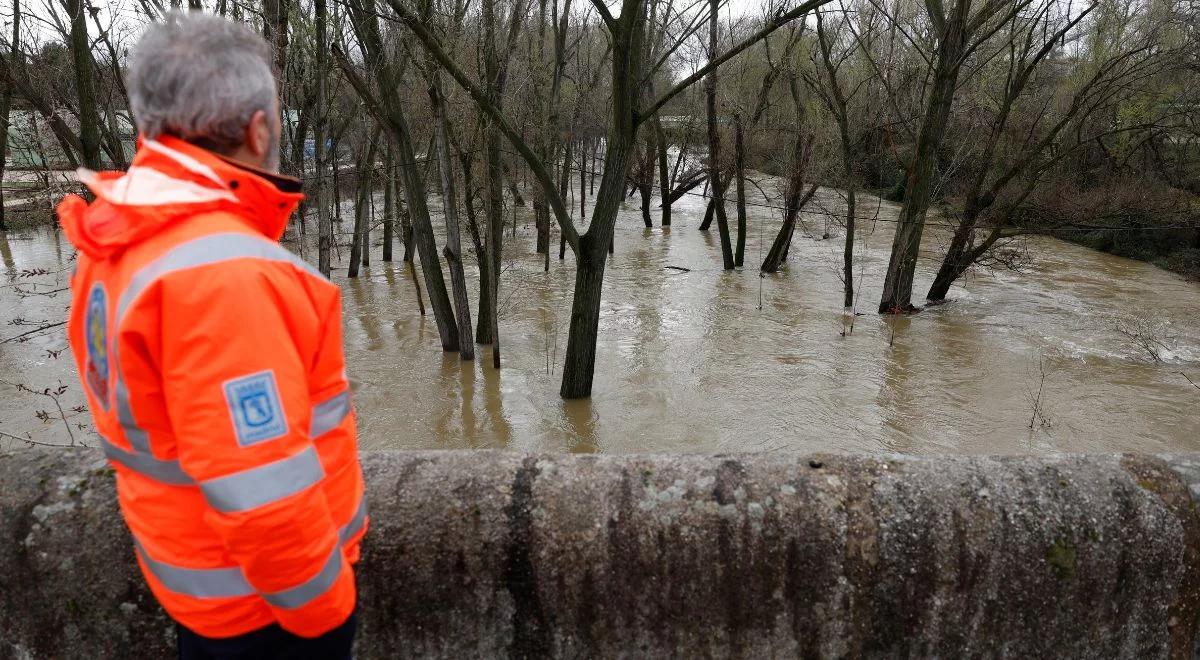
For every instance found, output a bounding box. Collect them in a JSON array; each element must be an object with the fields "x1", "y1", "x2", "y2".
[{"x1": 2, "y1": 179, "x2": 1198, "y2": 455}]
